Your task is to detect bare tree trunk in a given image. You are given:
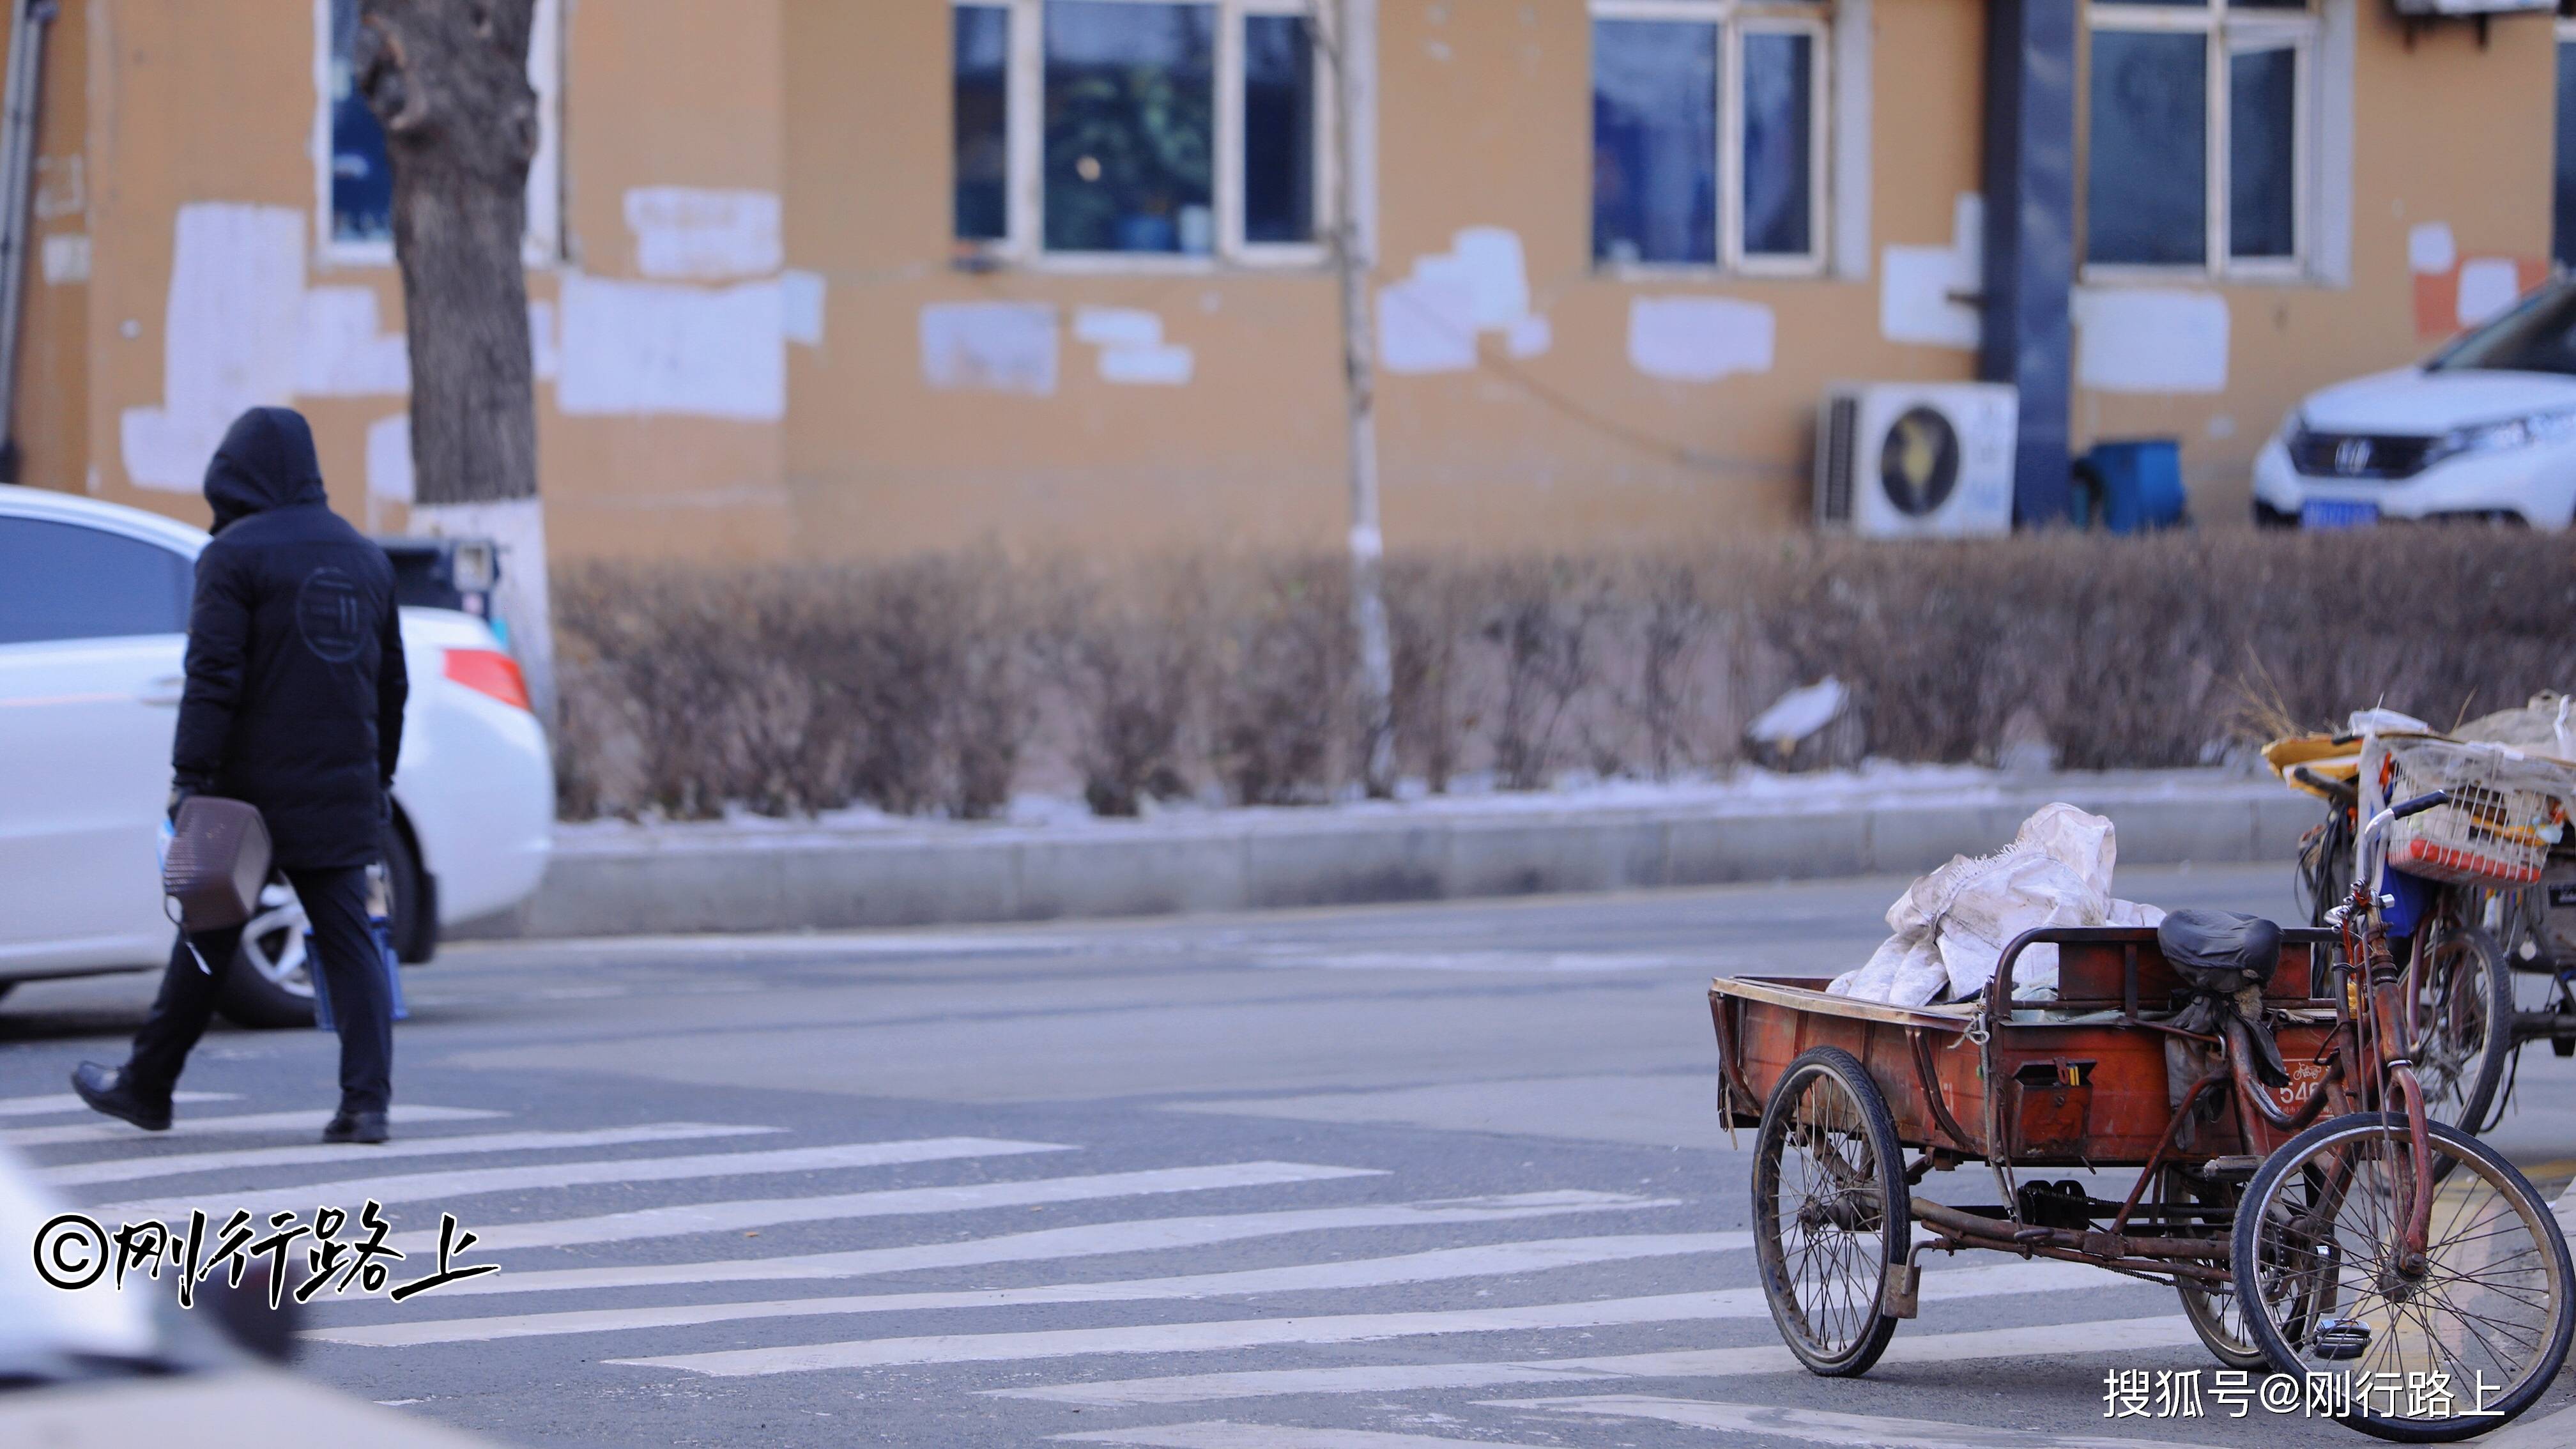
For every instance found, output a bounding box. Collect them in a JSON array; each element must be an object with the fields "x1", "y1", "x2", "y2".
[
  {"x1": 1318, "y1": 0, "x2": 1395, "y2": 799},
  {"x1": 355, "y1": 0, "x2": 555, "y2": 726}
]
